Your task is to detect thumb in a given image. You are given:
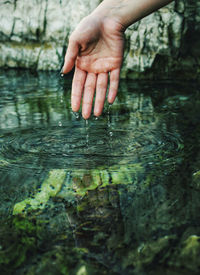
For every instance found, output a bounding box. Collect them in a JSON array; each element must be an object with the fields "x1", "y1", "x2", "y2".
[{"x1": 62, "y1": 37, "x2": 80, "y2": 74}]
